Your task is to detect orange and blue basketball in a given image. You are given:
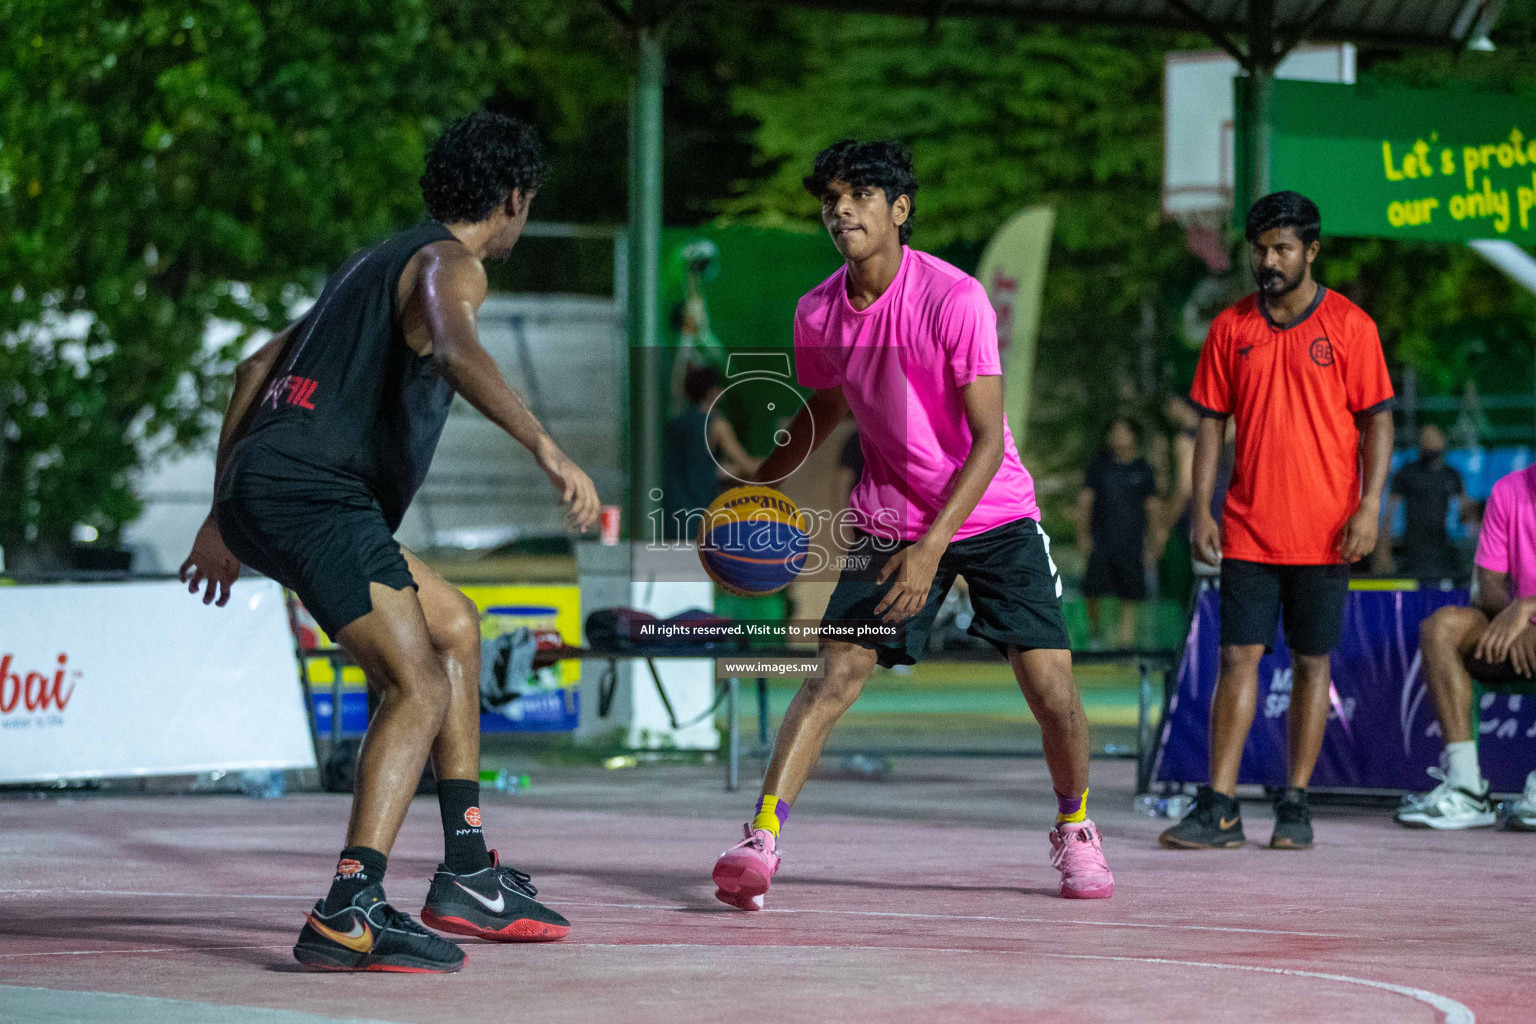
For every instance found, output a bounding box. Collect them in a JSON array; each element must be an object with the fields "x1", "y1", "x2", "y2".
[{"x1": 697, "y1": 486, "x2": 809, "y2": 597}]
